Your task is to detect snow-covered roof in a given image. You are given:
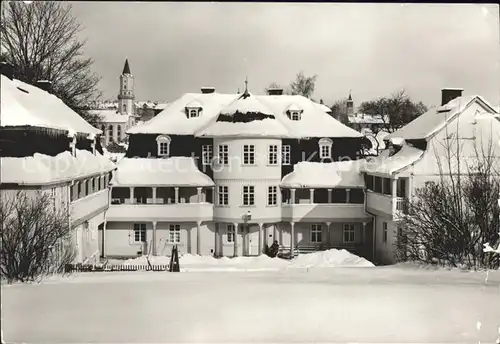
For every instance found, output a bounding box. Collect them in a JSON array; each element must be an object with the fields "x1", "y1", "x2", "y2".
[
  {"x1": 111, "y1": 157, "x2": 214, "y2": 187},
  {"x1": 348, "y1": 113, "x2": 389, "y2": 124},
  {"x1": 0, "y1": 149, "x2": 116, "y2": 185},
  {"x1": 258, "y1": 95, "x2": 363, "y2": 138},
  {"x1": 361, "y1": 129, "x2": 389, "y2": 155},
  {"x1": 1, "y1": 75, "x2": 101, "y2": 136},
  {"x1": 361, "y1": 144, "x2": 424, "y2": 175},
  {"x1": 154, "y1": 103, "x2": 169, "y2": 110},
  {"x1": 128, "y1": 92, "x2": 362, "y2": 139},
  {"x1": 198, "y1": 93, "x2": 291, "y2": 138},
  {"x1": 386, "y1": 95, "x2": 495, "y2": 141},
  {"x1": 127, "y1": 93, "x2": 238, "y2": 135},
  {"x1": 281, "y1": 160, "x2": 365, "y2": 188},
  {"x1": 315, "y1": 103, "x2": 332, "y2": 113},
  {"x1": 88, "y1": 109, "x2": 132, "y2": 123}
]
